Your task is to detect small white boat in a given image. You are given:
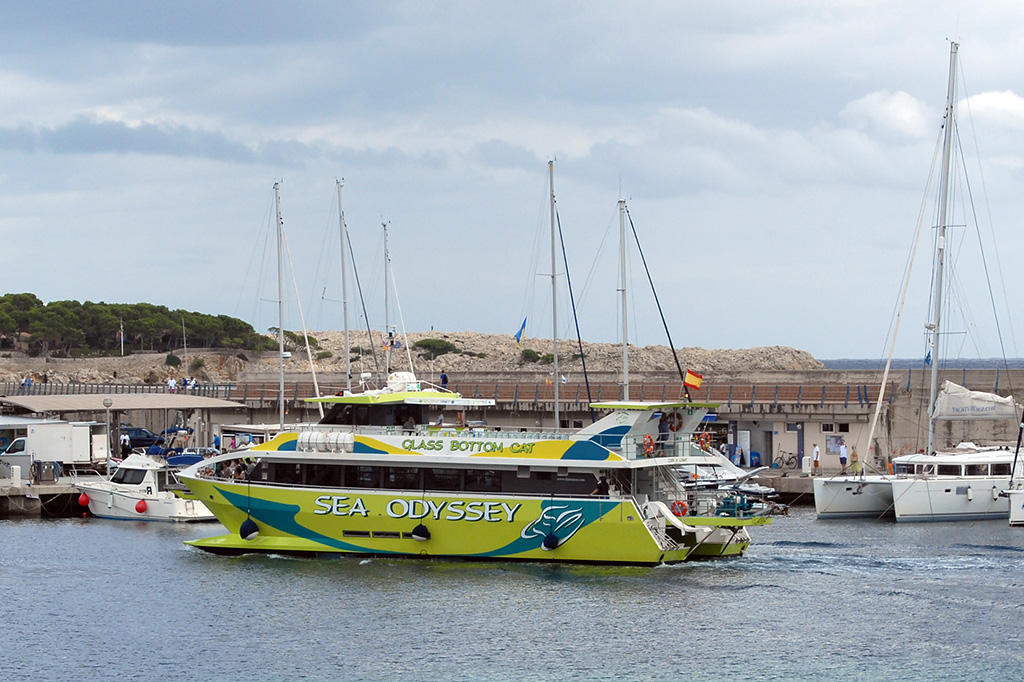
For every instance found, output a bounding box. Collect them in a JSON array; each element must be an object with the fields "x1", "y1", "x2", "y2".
[{"x1": 74, "y1": 453, "x2": 215, "y2": 522}]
